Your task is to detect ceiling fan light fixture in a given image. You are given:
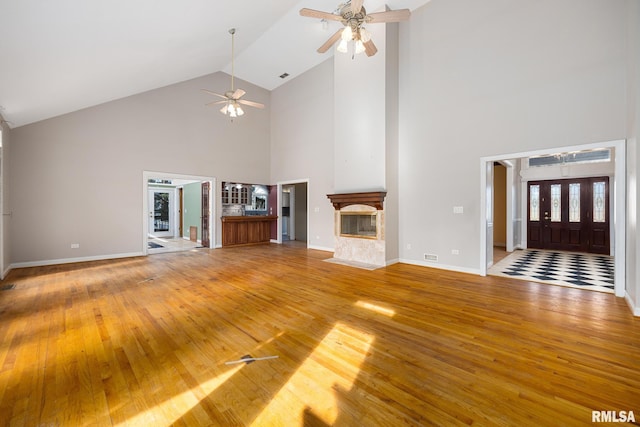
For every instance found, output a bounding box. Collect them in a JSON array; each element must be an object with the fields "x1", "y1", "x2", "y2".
[
  {"x1": 354, "y1": 39, "x2": 365, "y2": 55},
  {"x1": 341, "y1": 26, "x2": 353, "y2": 41},
  {"x1": 300, "y1": 3, "x2": 411, "y2": 58},
  {"x1": 359, "y1": 27, "x2": 371, "y2": 43},
  {"x1": 337, "y1": 39, "x2": 348, "y2": 53},
  {"x1": 202, "y1": 27, "x2": 265, "y2": 119}
]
